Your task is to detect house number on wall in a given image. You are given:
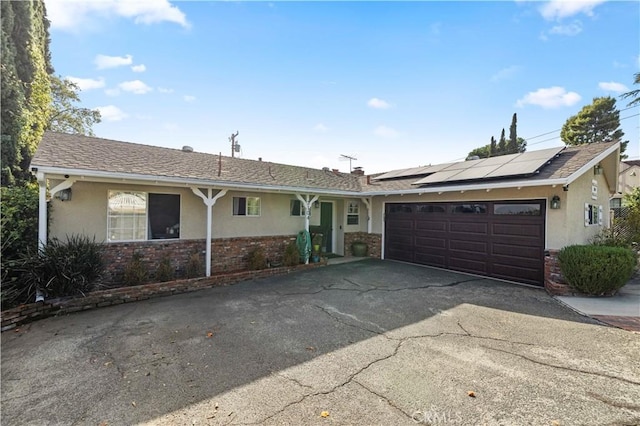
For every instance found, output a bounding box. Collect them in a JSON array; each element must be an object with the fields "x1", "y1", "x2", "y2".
[{"x1": 591, "y1": 179, "x2": 597, "y2": 200}]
